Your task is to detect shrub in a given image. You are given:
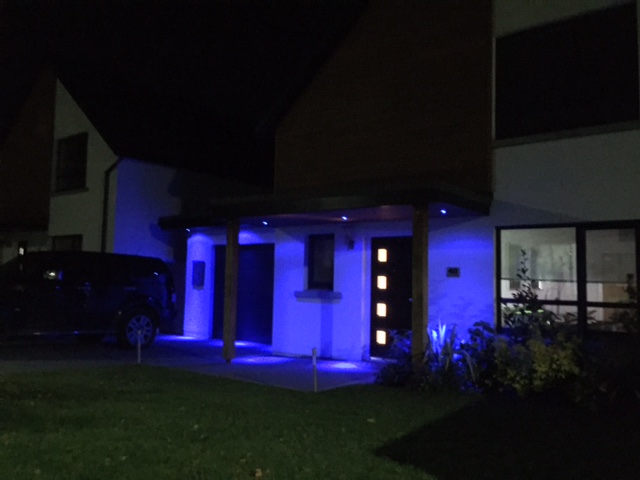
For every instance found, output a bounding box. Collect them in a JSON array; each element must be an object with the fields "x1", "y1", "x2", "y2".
[
  {"x1": 376, "y1": 322, "x2": 478, "y2": 392},
  {"x1": 493, "y1": 331, "x2": 581, "y2": 397}
]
